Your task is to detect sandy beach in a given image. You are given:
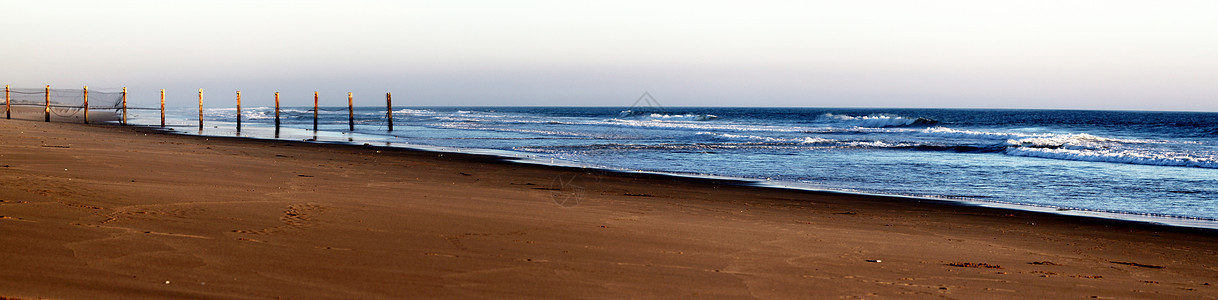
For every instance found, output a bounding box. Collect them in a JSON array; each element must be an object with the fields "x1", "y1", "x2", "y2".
[{"x1": 1, "y1": 119, "x2": 1216, "y2": 299}]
